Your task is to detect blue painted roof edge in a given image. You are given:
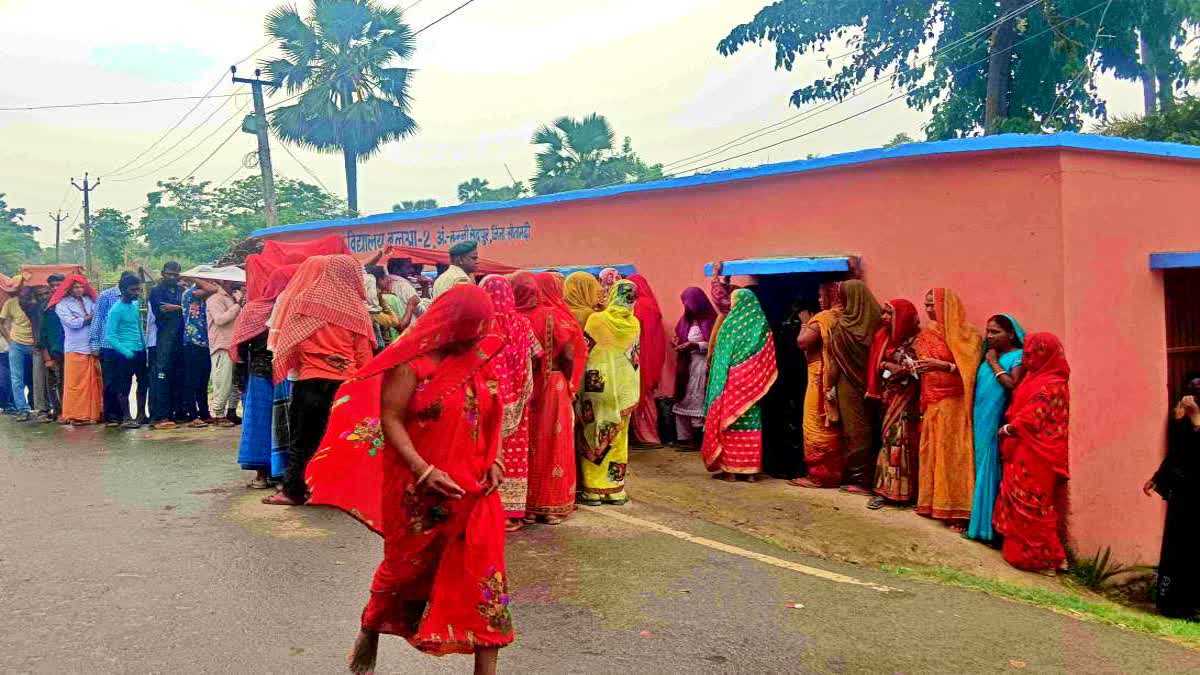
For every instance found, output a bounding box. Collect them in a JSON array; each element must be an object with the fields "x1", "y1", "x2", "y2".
[
  {"x1": 253, "y1": 133, "x2": 1200, "y2": 239},
  {"x1": 1150, "y1": 252, "x2": 1200, "y2": 269}
]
